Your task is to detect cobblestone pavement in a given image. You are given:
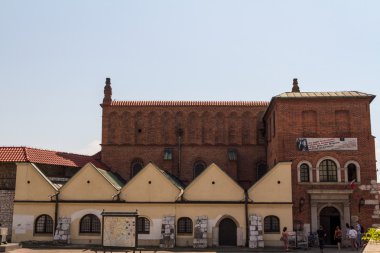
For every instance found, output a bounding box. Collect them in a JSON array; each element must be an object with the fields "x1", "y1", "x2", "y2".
[{"x1": 6, "y1": 246, "x2": 369, "y2": 253}]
